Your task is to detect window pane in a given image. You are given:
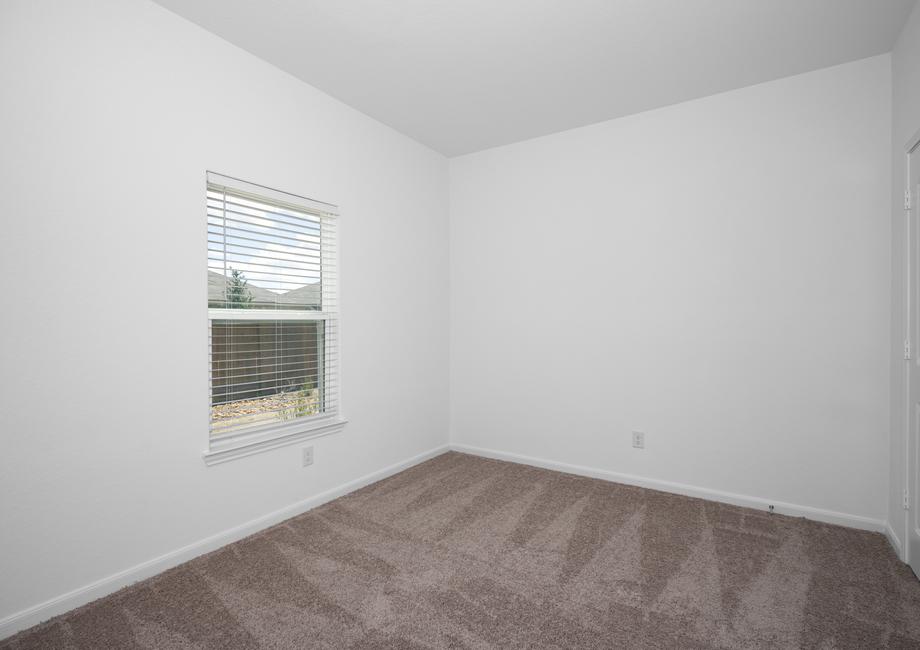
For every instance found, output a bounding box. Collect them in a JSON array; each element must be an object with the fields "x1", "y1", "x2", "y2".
[
  {"x1": 209, "y1": 319, "x2": 325, "y2": 435},
  {"x1": 207, "y1": 188, "x2": 324, "y2": 311}
]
